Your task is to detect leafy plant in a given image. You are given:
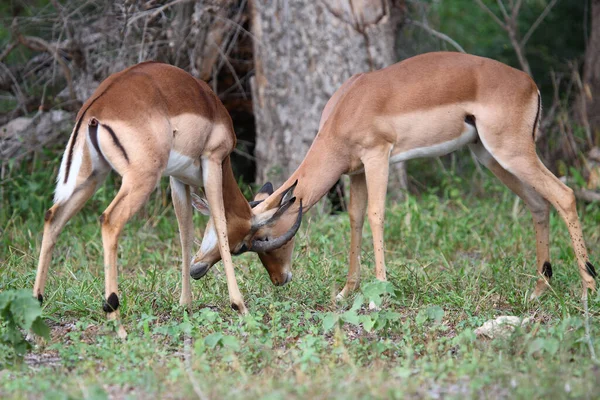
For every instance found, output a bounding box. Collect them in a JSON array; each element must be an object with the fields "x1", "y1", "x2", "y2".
[{"x1": 0, "y1": 289, "x2": 50, "y2": 362}]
